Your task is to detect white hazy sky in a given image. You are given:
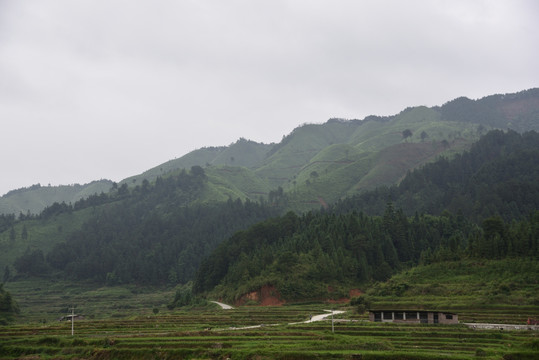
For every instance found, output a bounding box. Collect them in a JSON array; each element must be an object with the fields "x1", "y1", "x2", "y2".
[{"x1": 1, "y1": 0, "x2": 538, "y2": 196}]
